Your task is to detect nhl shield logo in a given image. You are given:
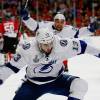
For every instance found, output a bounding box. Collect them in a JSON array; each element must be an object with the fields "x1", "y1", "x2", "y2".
[{"x1": 60, "y1": 40, "x2": 68, "y2": 47}]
